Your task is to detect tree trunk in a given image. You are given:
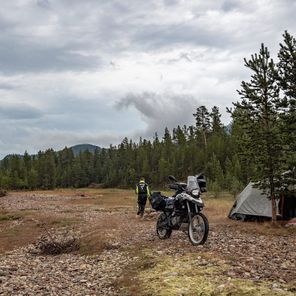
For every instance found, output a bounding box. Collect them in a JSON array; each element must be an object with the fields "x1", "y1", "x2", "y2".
[
  {"x1": 202, "y1": 130, "x2": 207, "y2": 149},
  {"x1": 271, "y1": 193, "x2": 277, "y2": 224}
]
